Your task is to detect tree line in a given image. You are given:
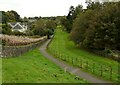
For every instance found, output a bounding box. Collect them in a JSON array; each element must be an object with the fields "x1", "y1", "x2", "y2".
[
  {"x1": 1, "y1": 11, "x2": 56, "y2": 38},
  {"x1": 61, "y1": 1, "x2": 120, "y2": 59}
]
